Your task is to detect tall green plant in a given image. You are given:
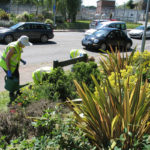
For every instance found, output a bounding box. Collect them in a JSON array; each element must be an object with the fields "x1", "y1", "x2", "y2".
[{"x1": 67, "y1": 49, "x2": 150, "y2": 149}]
